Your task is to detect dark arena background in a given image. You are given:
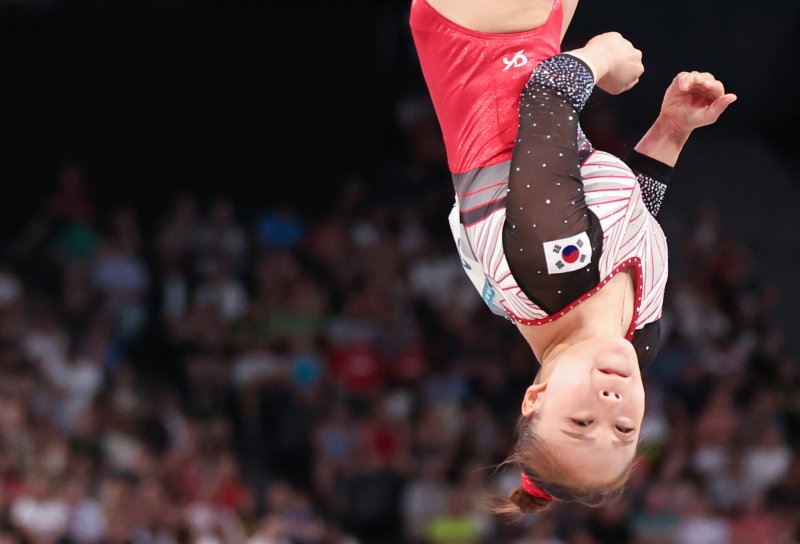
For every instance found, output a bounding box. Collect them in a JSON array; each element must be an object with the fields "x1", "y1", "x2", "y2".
[{"x1": 0, "y1": 0, "x2": 799, "y2": 542}]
